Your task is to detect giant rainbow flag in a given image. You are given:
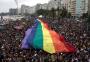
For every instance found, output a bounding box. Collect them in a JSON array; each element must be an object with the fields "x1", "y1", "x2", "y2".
[{"x1": 21, "y1": 19, "x2": 76, "y2": 54}]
